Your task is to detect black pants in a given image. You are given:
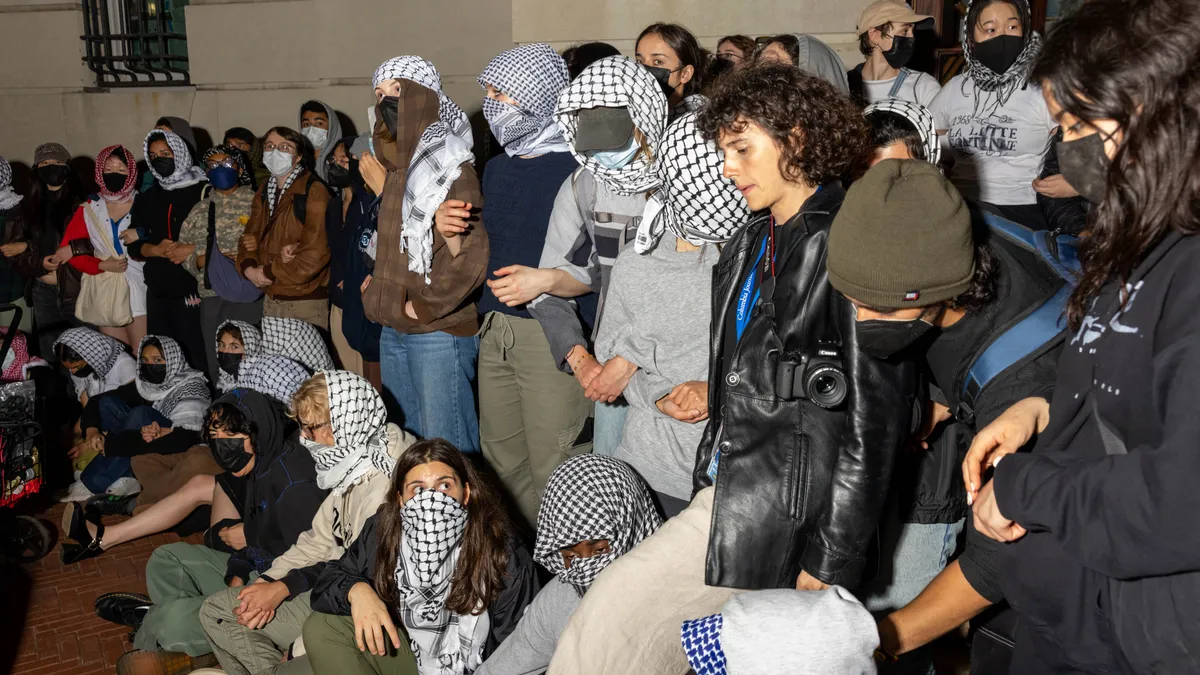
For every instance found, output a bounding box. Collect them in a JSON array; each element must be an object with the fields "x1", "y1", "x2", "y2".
[
  {"x1": 31, "y1": 280, "x2": 82, "y2": 362},
  {"x1": 146, "y1": 293, "x2": 207, "y2": 374}
]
